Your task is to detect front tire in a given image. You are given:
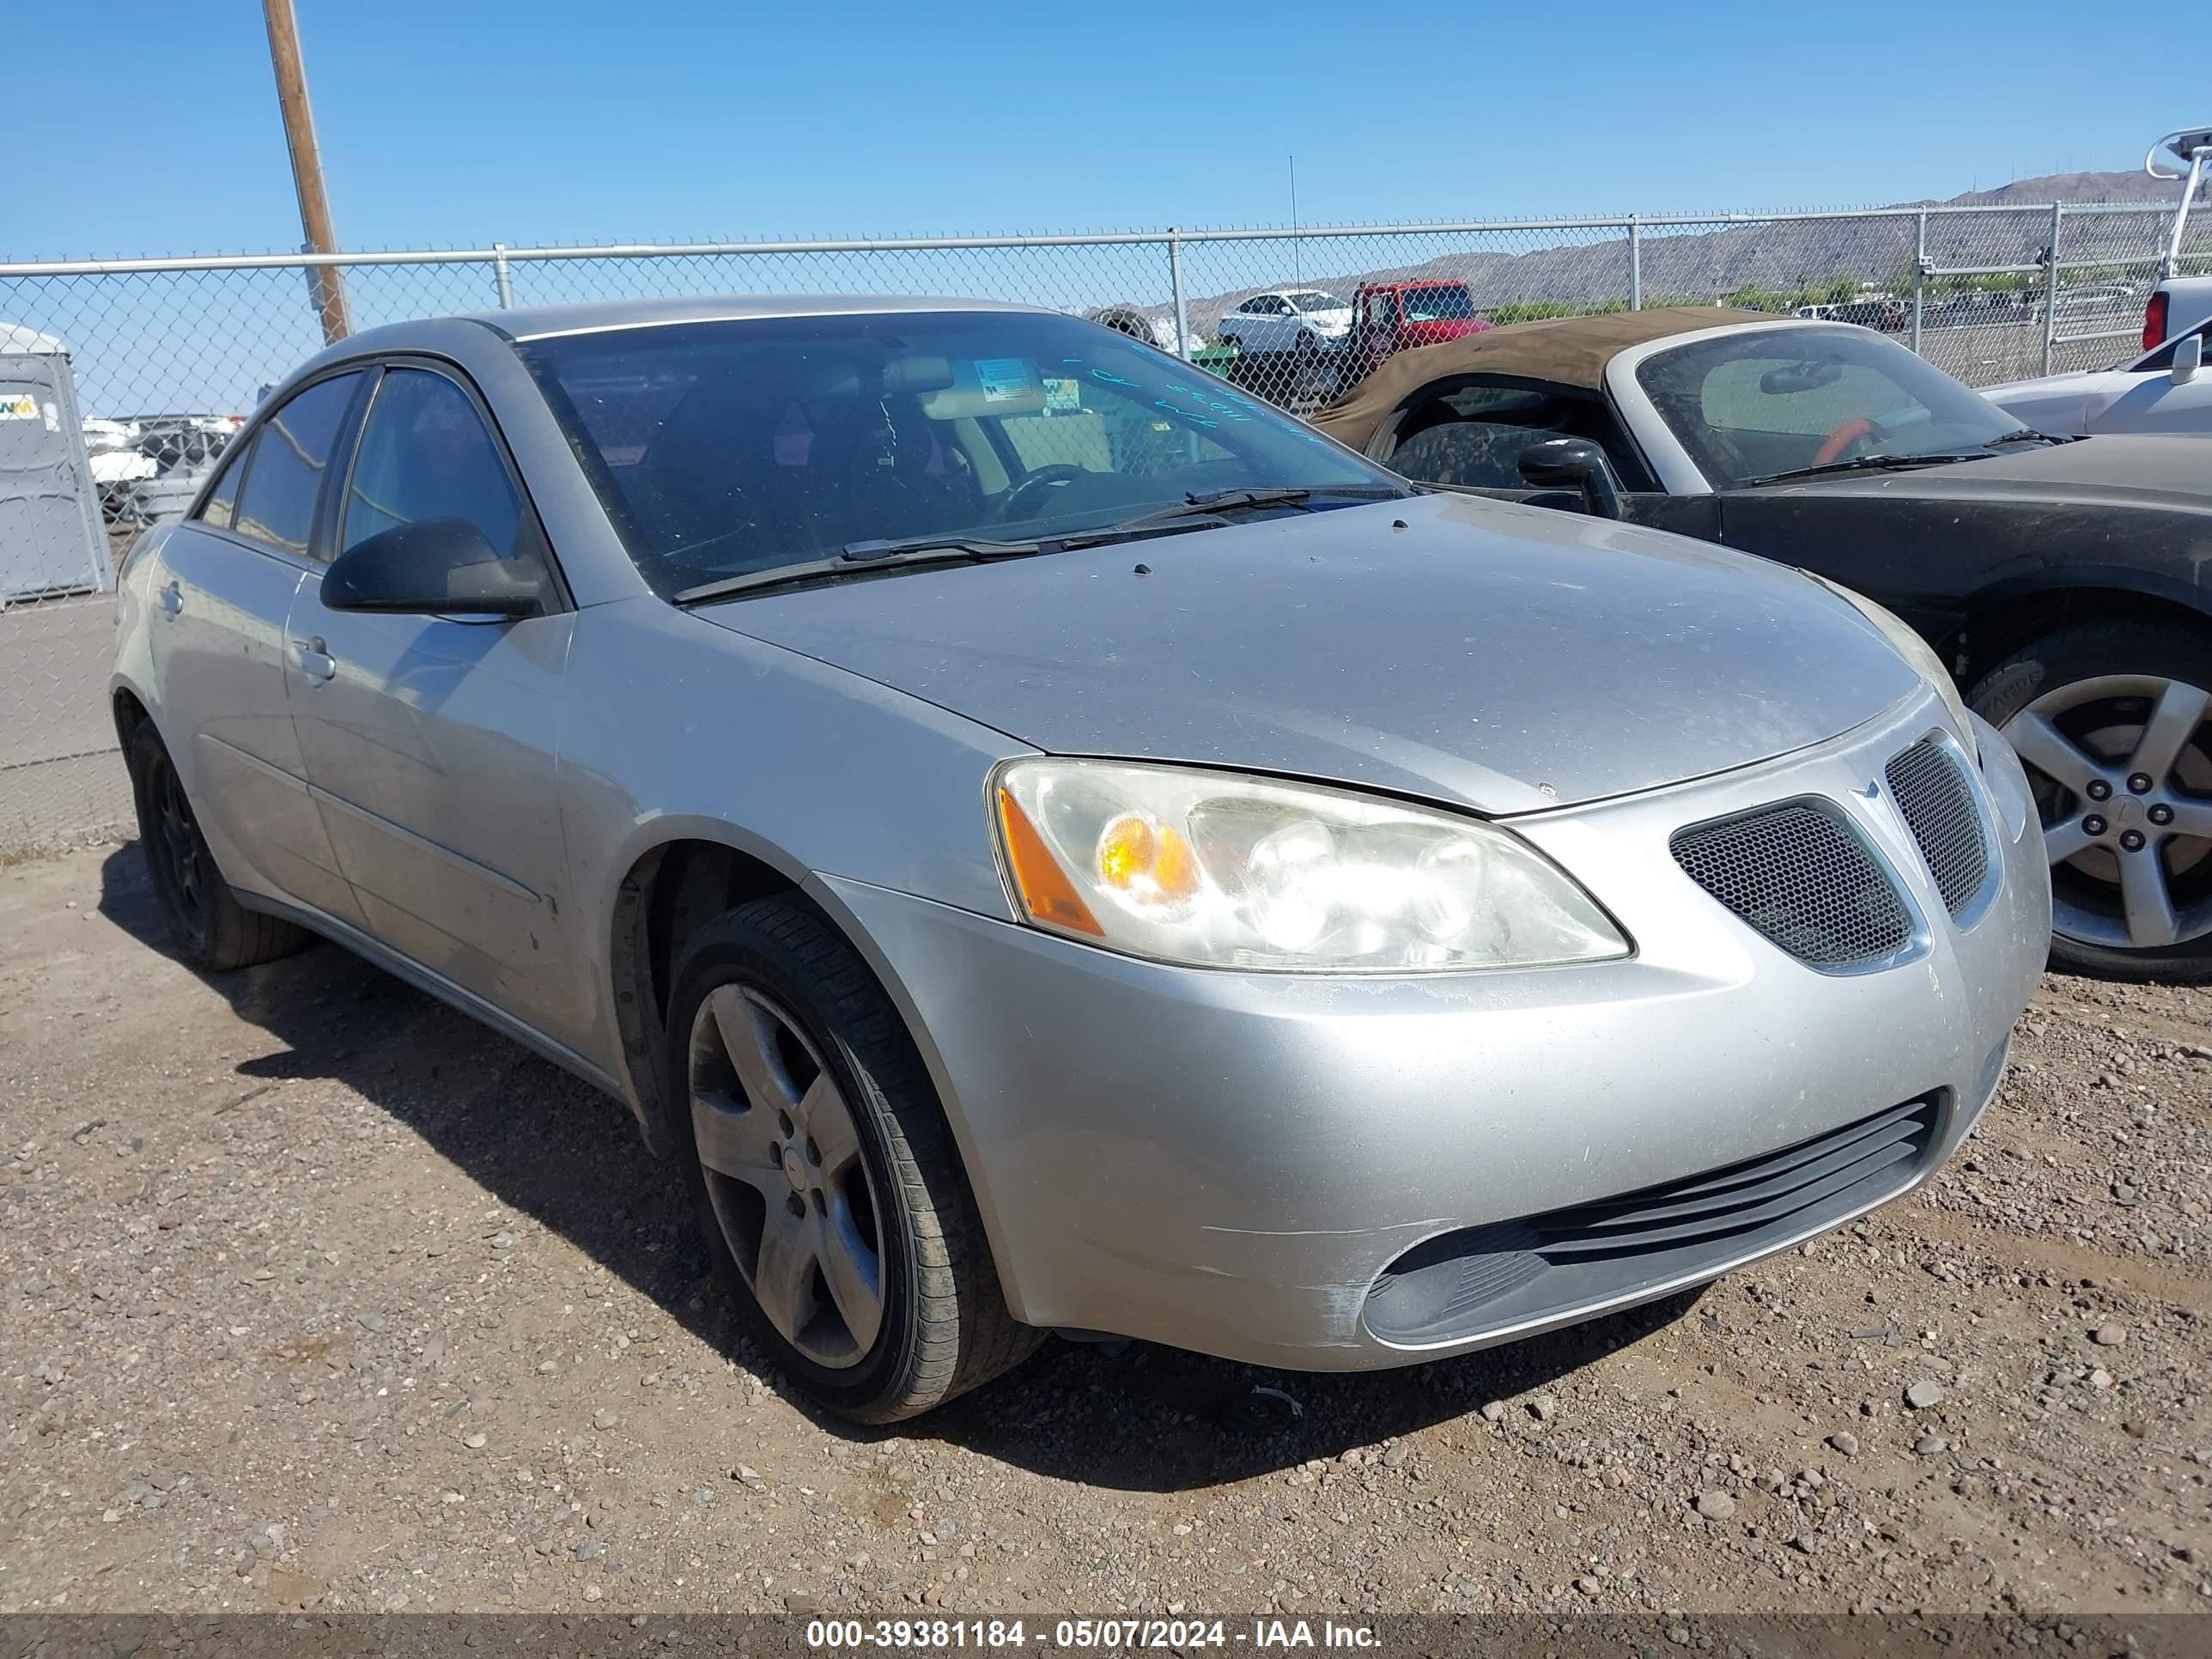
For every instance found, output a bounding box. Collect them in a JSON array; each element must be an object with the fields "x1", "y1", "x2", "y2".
[
  {"x1": 1968, "y1": 620, "x2": 2212, "y2": 981},
  {"x1": 664, "y1": 897, "x2": 1041, "y2": 1421},
  {"x1": 125, "y1": 723, "x2": 310, "y2": 970}
]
